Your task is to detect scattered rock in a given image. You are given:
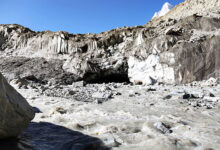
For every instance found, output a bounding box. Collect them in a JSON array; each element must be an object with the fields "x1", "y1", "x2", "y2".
[
  {"x1": 182, "y1": 93, "x2": 192, "y2": 99},
  {"x1": 115, "y1": 92, "x2": 122, "y2": 96},
  {"x1": 182, "y1": 92, "x2": 203, "y2": 99},
  {"x1": 65, "y1": 90, "x2": 76, "y2": 96},
  {"x1": 129, "y1": 90, "x2": 136, "y2": 97},
  {"x1": 128, "y1": 90, "x2": 141, "y2": 97},
  {"x1": 163, "y1": 95, "x2": 172, "y2": 100},
  {"x1": 203, "y1": 96, "x2": 219, "y2": 102},
  {"x1": 147, "y1": 87, "x2": 157, "y2": 92},
  {"x1": 99, "y1": 86, "x2": 111, "y2": 92},
  {"x1": 95, "y1": 99, "x2": 103, "y2": 104},
  {"x1": 209, "y1": 93, "x2": 215, "y2": 97},
  {"x1": 92, "y1": 92, "x2": 112, "y2": 99},
  {"x1": 204, "y1": 78, "x2": 218, "y2": 86},
  {"x1": 55, "y1": 107, "x2": 67, "y2": 114},
  {"x1": 149, "y1": 103, "x2": 155, "y2": 106},
  {"x1": 72, "y1": 81, "x2": 87, "y2": 87},
  {"x1": 206, "y1": 105, "x2": 213, "y2": 109},
  {"x1": 10, "y1": 78, "x2": 29, "y2": 89}
]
